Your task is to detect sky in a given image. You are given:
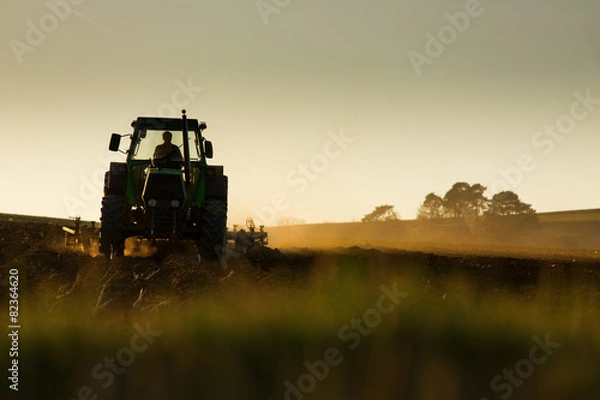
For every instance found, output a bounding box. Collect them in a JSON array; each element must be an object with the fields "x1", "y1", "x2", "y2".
[{"x1": 1, "y1": 0, "x2": 599, "y2": 226}]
